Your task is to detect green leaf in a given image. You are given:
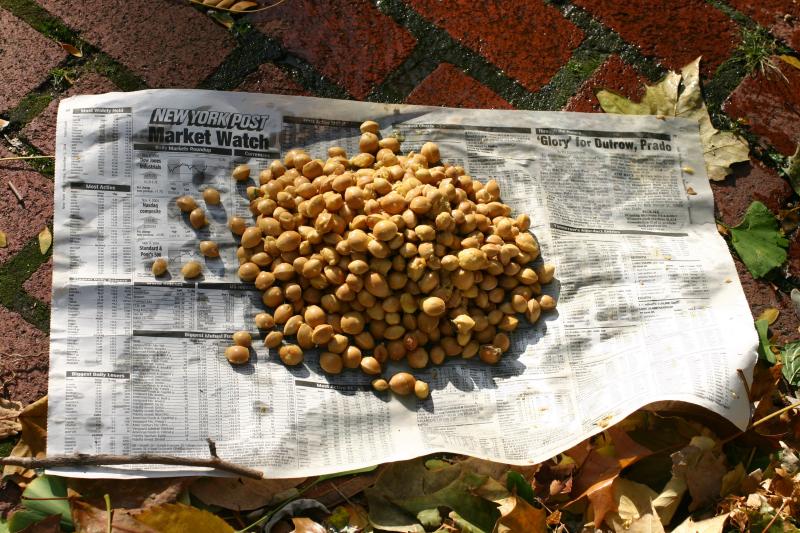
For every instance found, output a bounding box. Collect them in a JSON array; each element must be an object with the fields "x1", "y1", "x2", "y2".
[
  {"x1": 8, "y1": 475, "x2": 74, "y2": 532},
  {"x1": 506, "y1": 471, "x2": 535, "y2": 505},
  {"x1": 756, "y1": 319, "x2": 775, "y2": 363},
  {"x1": 730, "y1": 201, "x2": 788, "y2": 278},
  {"x1": 0, "y1": 517, "x2": 8, "y2": 533},
  {"x1": 598, "y1": 57, "x2": 749, "y2": 181},
  {"x1": 781, "y1": 342, "x2": 800, "y2": 386},
  {"x1": 316, "y1": 464, "x2": 377, "y2": 482}
]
